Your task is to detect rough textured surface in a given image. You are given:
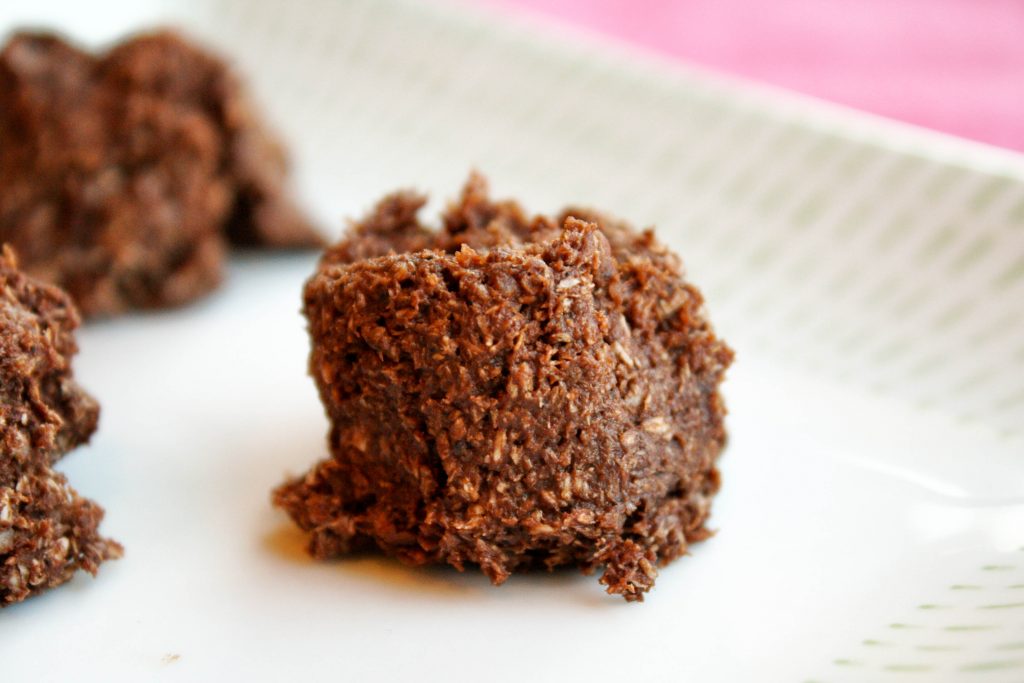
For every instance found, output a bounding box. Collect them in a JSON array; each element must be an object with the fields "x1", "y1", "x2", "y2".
[
  {"x1": 0, "y1": 247, "x2": 120, "y2": 606},
  {"x1": 275, "y1": 175, "x2": 733, "y2": 601},
  {"x1": 0, "y1": 29, "x2": 322, "y2": 318}
]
